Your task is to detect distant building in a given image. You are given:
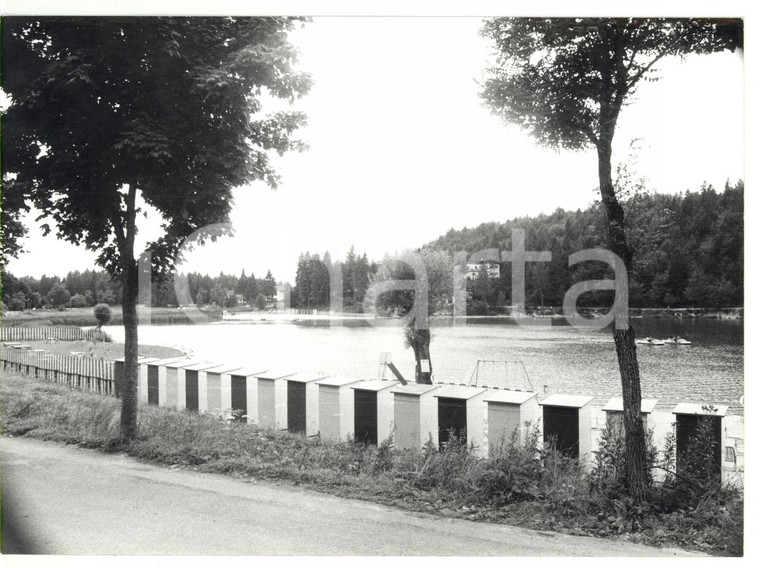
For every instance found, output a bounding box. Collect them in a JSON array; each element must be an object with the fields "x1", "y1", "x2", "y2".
[
  {"x1": 466, "y1": 260, "x2": 501, "y2": 280},
  {"x1": 275, "y1": 283, "x2": 290, "y2": 310}
]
